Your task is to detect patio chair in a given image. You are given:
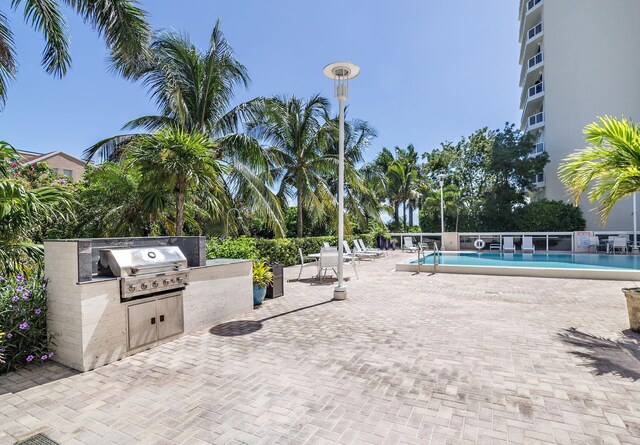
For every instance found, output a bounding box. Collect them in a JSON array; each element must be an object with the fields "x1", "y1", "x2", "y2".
[
  {"x1": 323, "y1": 242, "x2": 331, "y2": 249},
  {"x1": 402, "y1": 237, "x2": 418, "y2": 252},
  {"x1": 297, "y1": 248, "x2": 318, "y2": 280},
  {"x1": 343, "y1": 240, "x2": 371, "y2": 261},
  {"x1": 319, "y1": 249, "x2": 358, "y2": 282},
  {"x1": 522, "y1": 236, "x2": 535, "y2": 253},
  {"x1": 502, "y1": 236, "x2": 516, "y2": 253},
  {"x1": 357, "y1": 239, "x2": 386, "y2": 257},
  {"x1": 588, "y1": 236, "x2": 599, "y2": 253},
  {"x1": 612, "y1": 236, "x2": 628, "y2": 255}
]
